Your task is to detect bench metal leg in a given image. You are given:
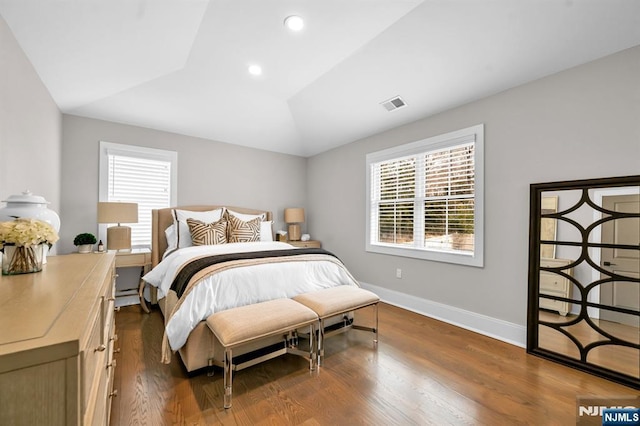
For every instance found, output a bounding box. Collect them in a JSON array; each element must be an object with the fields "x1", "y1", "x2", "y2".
[
  {"x1": 350, "y1": 303, "x2": 379, "y2": 345},
  {"x1": 374, "y1": 302, "x2": 379, "y2": 344},
  {"x1": 207, "y1": 357, "x2": 215, "y2": 377},
  {"x1": 309, "y1": 322, "x2": 316, "y2": 371},
  {"x1": 318, "y1": 318, "x2": 325, "y2": 367},
  {"x1": 224, "y1": 348, "x2": 233, "y2": 409}
]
